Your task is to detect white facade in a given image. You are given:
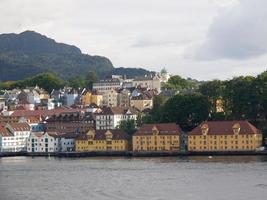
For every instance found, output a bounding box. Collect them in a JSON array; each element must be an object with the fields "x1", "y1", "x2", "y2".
[
  {"x1": 27, "y1": 132, "x2": 75, "y2": 153},
  {"x1": 95, "y1": 109, "x2": 137, "y2": 130},
  {"x1": 133, "y1": 76, "x2": 161, "y2": 92},
  {"x1": 0, "y1": 123, "x2": 31, "y2": 152},
  {"x1": 93, "y1": 78, "x2": 123, "y2": 93},
  {"x1": 27, "y1": 132, "x2": 58, "y2": 153},
  {"x1": 64, "y1": 93, "x2": 78, "y2": 106}
]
